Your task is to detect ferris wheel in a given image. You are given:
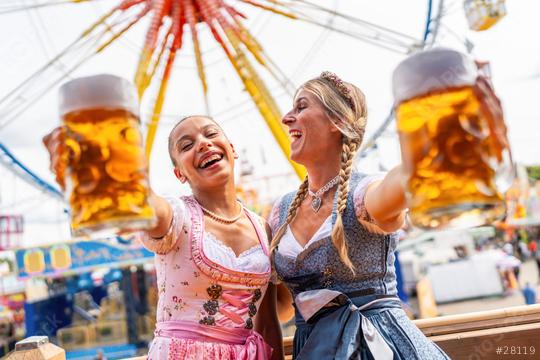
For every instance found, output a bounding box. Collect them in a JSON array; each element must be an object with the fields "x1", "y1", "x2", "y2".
[{"x1": 0, "y1": 0, "x2": 505, "y2": 207}]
